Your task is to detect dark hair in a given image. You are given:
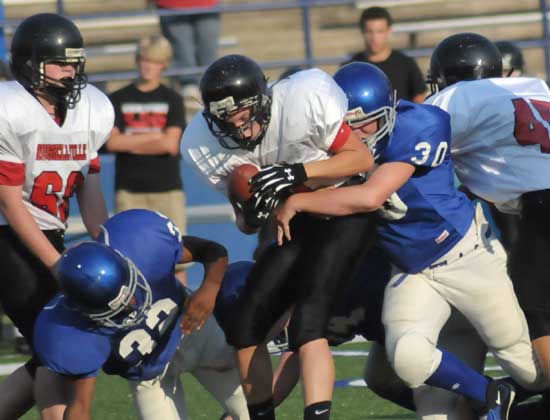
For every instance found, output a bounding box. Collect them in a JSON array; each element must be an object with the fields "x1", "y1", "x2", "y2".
[{"x1": 359, "y1": 7, "x2": 393, "y2": 31}]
